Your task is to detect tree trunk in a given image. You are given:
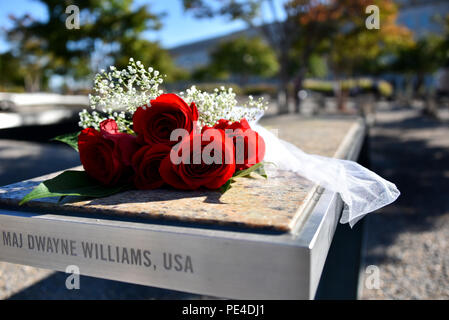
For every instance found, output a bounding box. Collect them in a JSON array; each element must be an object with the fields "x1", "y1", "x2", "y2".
[
  {"x1": 277, "y1": 56, "x2": 290, "y2": 115},
  {"x1": 404, "y1": 74, "x2": 414, "y2": 107},
  {"x1": 24, "y1": 74, "x2": 33, "y2": 93},
  {"x1": 416, "y1": 73, "x2": 425, "y2": 98},
  {"x1": 24, "y1": 73, "x2": 41, "y2": 92},
  {"x1": 422, "y1": 86, "x2": 438, "y2": 119},
  {"x1": 336, "y1": 80, "x2": 348, "y2": 112},
  {"x1": 294, "y1": 68, "x2": 306, "y2": 114}
]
